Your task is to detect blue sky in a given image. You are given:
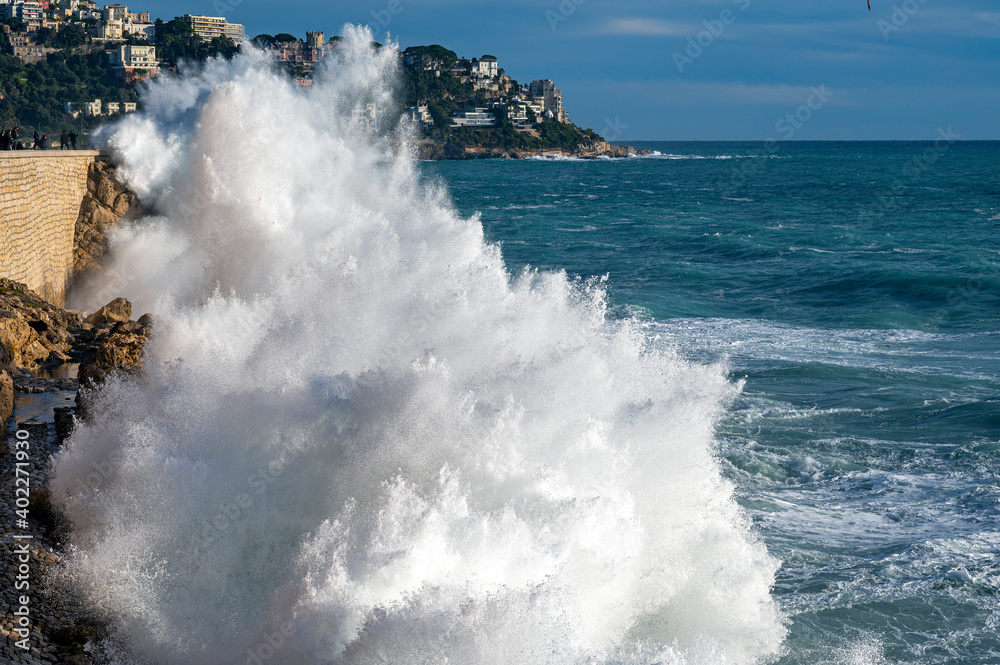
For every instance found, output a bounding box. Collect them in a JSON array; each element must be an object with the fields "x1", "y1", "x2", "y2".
[{"x1": 144, "y1": 0, "x2": 998, "y2": 140}]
